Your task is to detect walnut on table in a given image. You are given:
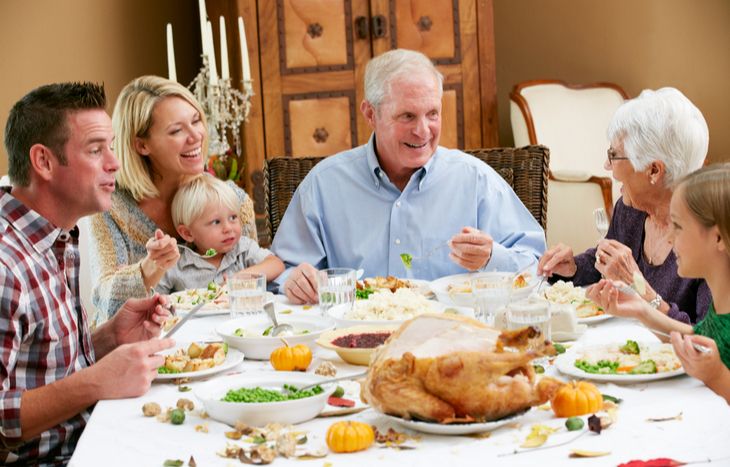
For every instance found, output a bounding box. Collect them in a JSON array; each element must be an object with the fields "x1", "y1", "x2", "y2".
[{"x1": 315, "y1": 361, "x2": 337, "y2": 377}]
